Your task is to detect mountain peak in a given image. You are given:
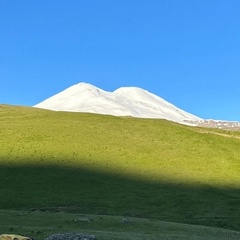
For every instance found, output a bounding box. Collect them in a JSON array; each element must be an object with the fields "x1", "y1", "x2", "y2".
[
  {"x1": 34, "y1": 82, "x2": 202, "y2": 124},
  {"x1": 75, "y1": 82, "x2": 96, "y2": 88}
]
